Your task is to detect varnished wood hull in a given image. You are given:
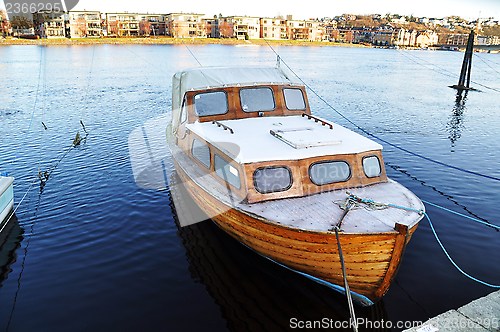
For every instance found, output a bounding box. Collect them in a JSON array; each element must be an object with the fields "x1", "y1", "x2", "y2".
[{"x1": 173, "y1": 160, "x2": 418, "y2": 306}]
